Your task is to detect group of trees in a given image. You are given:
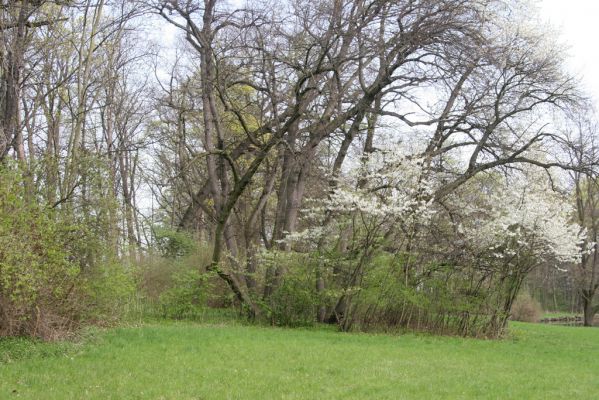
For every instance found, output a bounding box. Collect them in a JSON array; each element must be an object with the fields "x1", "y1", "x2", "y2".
[
  {"x1": 0, "y1": 0, "x2": 146, "y2": 338},
  {"x1": 1, "y1": 0, "x2": 599, "y2": 339}
]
